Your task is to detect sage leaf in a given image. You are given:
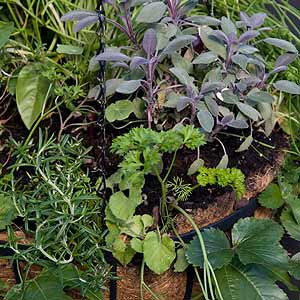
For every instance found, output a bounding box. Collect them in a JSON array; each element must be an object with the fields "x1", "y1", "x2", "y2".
[
  {"x1": 193, "y1": 51, "x2": 218, "y2": 65},
  {"x1": 16, "y1": 63, "x2": 50, "y2": 129},
  {"x1": 217, "y1": 154, "x2": 229, "y2": 169},
  {"x1": 197, "y1": 110, "x2": 214, "y2": 132},
  {"x1": 96, "y1": 51, "x2": 130, "y2": 62},
  {"x1": 258, "y1": 184, "x2": 284, "y2": 209},
  {"x1": 274, "y1": 80, "x2": 300, "y2": 95},
  {"x1": 188, "y1": 159, "x2": 204, "y2": 176},
  {"x1": 236, "y1": 135, "x2": 253, "y2": 152},
  {"x1": 237, "y1": 102, "x2": 261, "y2": 121},
  {"x1": 143, "y1": 28, "x2": 157, "y2": 56},
  {"x1": 247, "y1": 90, "x2": 274, "y2": 104},
  {"x1": 221, "y1": 17, "x2": 237, "y2": 35},
  {"x1": 264, "y1": 38, "x2": 298, "y2": 54},
  {"x1": 143, "y1": 231, "x2": 176, "y2": 274},
  {"x1": 57, "y1": 44, "x2": 83, "y2": 55},
  {"x1": 170, "y1": 67, "x2": 194, "y2": 86},
  {"x1": 73, "y1": 16, "x2": 99, "y2": 32},
  {"x1": 187, "y1": 16, "x2": 221, "y2": 26},
  {"x1": 136, "y1": 2, "x2": 167, "y2": 23},
  {"x1": 220, "y1": 90, "x2": 239, "y2": 104},
  {"x1": 116, "y1": 80, "x2": 141, "y2": 94}
]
